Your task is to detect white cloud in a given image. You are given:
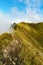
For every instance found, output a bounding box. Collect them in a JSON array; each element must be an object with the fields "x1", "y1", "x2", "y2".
[
  {"x1": 0, "y1": 0, "x2": 43, "y2": 33},
  {"x1": 9, "y1": 6, "x2": 43, "y2": 23},
  {"x1": 0, "y1": 11, "x2": 12, "y2": 34},
  {"x1": 9, "y1": 0, "x2": 43, "y2": 23},
  {"x1": 18, "y1": 0, "x2": 24, "y2": 2}
]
